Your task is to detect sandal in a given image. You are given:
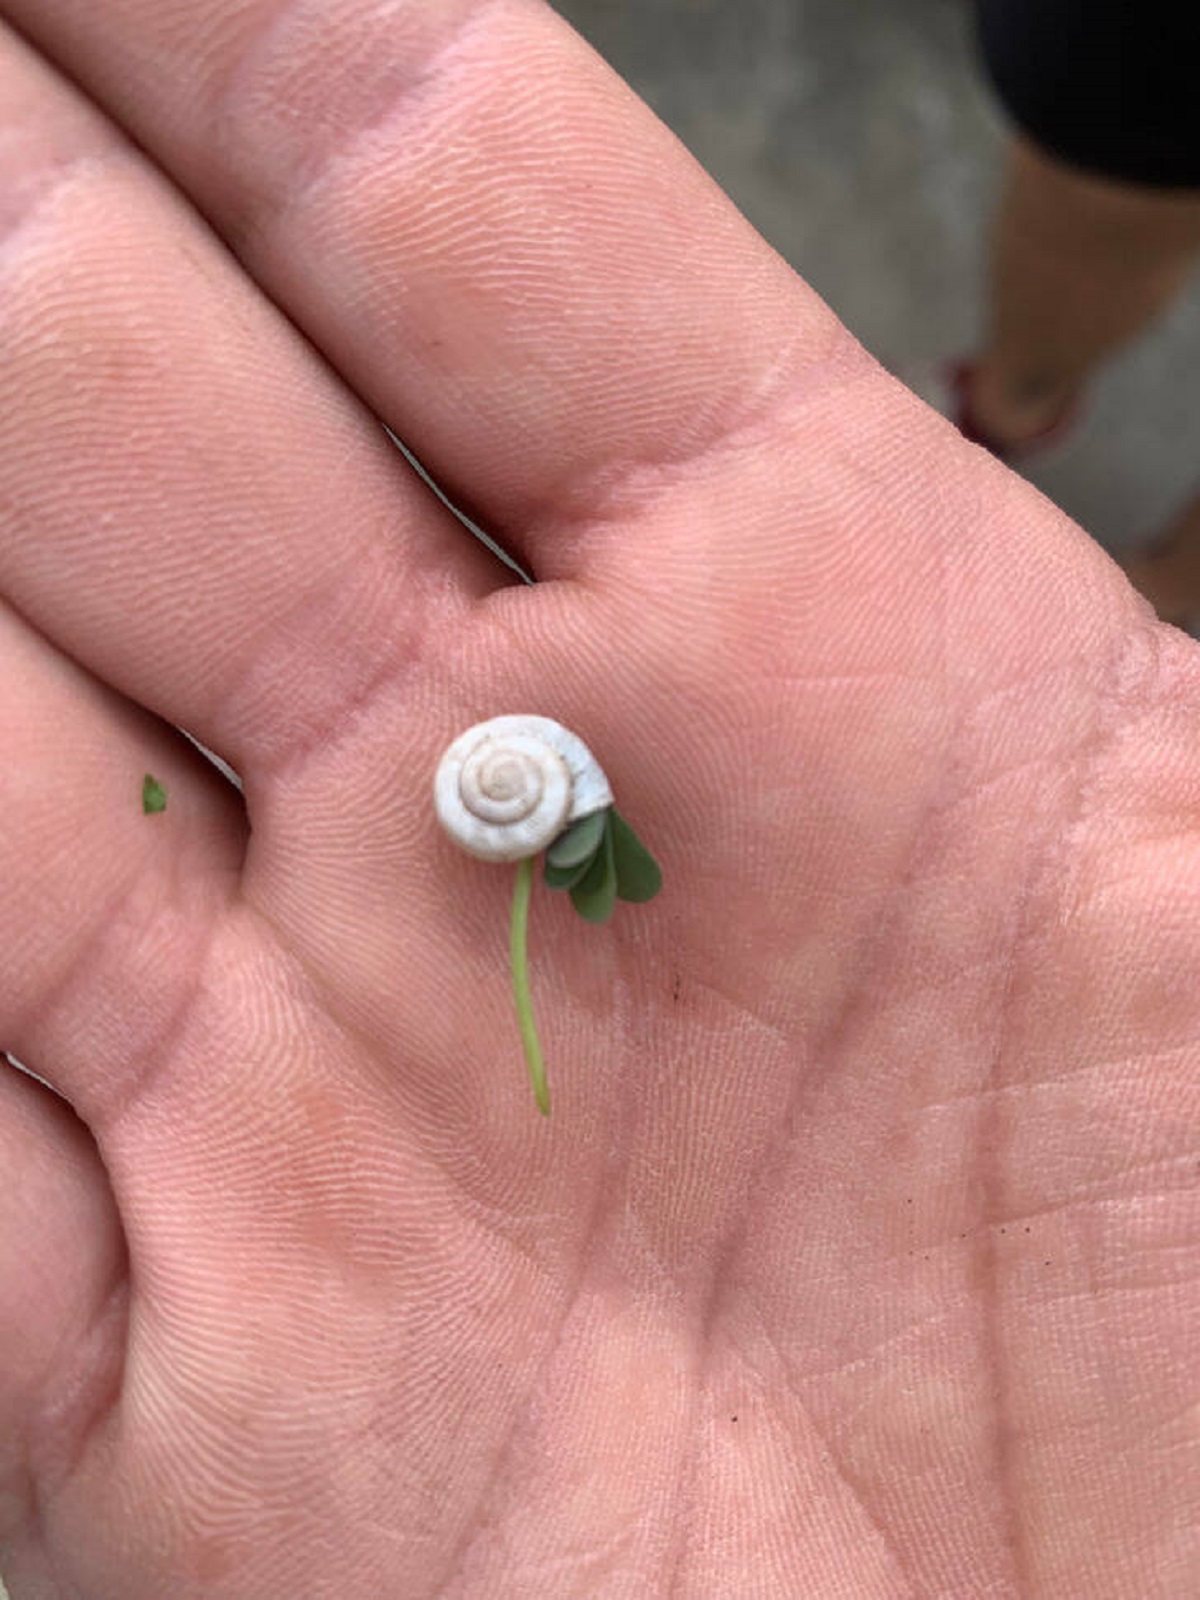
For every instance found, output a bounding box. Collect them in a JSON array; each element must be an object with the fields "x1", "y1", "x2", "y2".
[{"x1": 903, "y1": 358, "x2": 1083, "y2": 463}]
